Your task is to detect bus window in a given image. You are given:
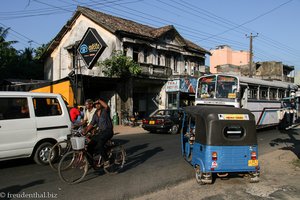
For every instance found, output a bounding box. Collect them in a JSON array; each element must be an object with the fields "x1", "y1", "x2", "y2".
[
  {"x1": 248, "y1": 85, "x2": 258, "y2": 99},
  {"x1": 260, "y1": 87, "x2": 268, "y2": 100},
  {"x1": 278, "y1": 89, "x2": 285, "y2": 99},
  {"x1": 217, "y1": 83, "x2": 228, "y2": 98},
  {"x1": 198, "y1": 76, "x2": 216, "y2": 98},
  {"x1": 269, "y1": 88, "x2": 277, "y2": 100},
  {"x1": 216, "y1": 75, "x2": 238, "y2": 99}
]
